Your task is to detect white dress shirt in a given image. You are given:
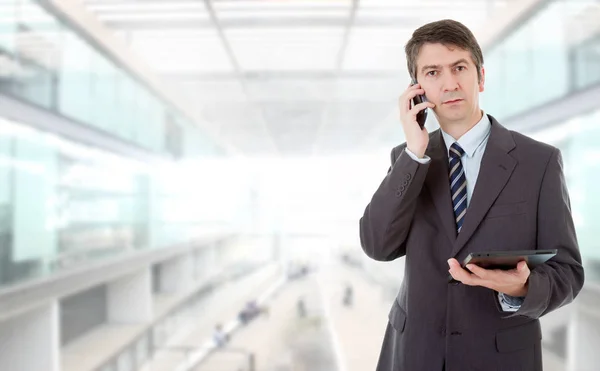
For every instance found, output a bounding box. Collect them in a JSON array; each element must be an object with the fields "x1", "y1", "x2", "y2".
[{"x1": 405, "y1": 112, "x2": 523, "y2": 312}]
